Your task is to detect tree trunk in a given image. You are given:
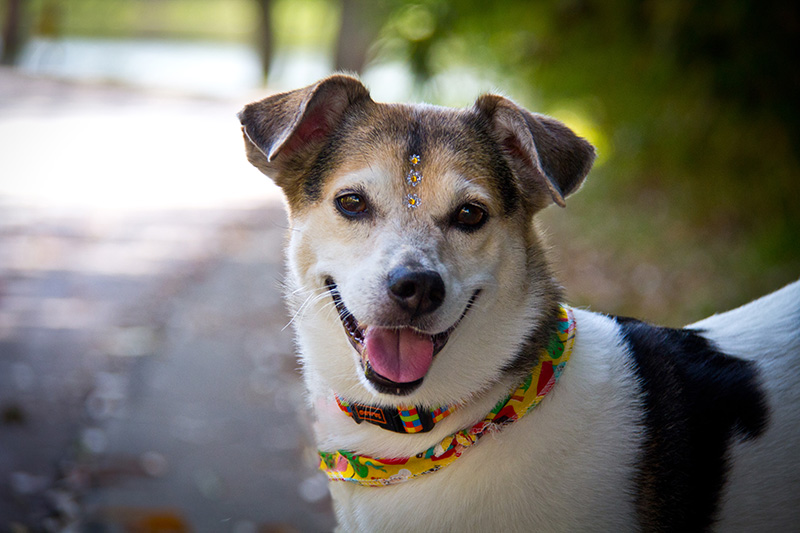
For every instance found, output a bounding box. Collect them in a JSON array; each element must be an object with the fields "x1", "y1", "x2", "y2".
[
  {"x1": 1, "y1": 0, "x2": 23, "y2": 66},
  {"x1": 334, "y1": 0, "x2": 381, "y2": 74},
  {"x1": 255, "y1": 0, "x2": 273, "y2": 82}
]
